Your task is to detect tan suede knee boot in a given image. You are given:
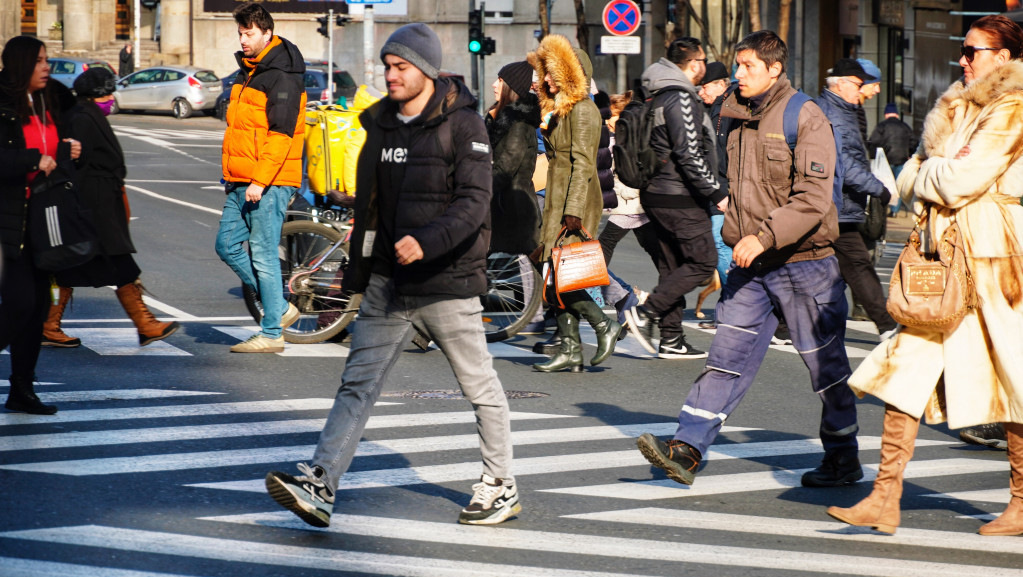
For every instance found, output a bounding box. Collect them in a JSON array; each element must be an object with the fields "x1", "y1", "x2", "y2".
[{"x1": 978, "y1": 422, "x2": 1023, "y2": 536}]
